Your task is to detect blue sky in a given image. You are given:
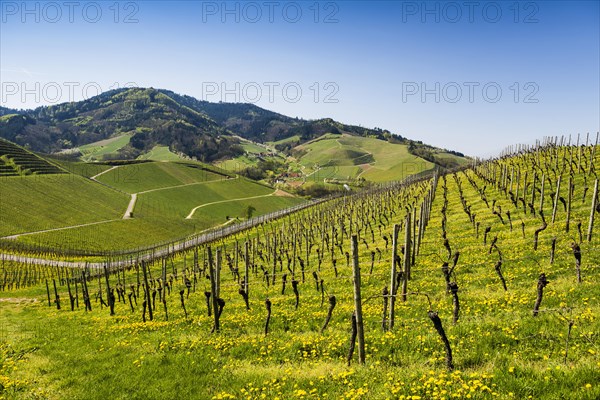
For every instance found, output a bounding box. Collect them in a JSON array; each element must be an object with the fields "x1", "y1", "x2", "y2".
[{"x1": 1, "y1": 0, "x2": 598, "y2": 156}]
